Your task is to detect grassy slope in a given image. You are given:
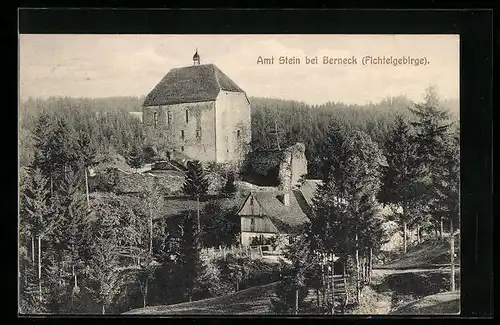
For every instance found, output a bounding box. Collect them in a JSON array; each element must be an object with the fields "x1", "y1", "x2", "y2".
[
  {"x1": 124, "y1": 282, "x2": 278, "y2": 315},
  {"x1": 377, "y1": 235, "x2": 460, "y2": 270},
  {"x1": 390, "y1": 291, "x2": 460, "y2": 315}
]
